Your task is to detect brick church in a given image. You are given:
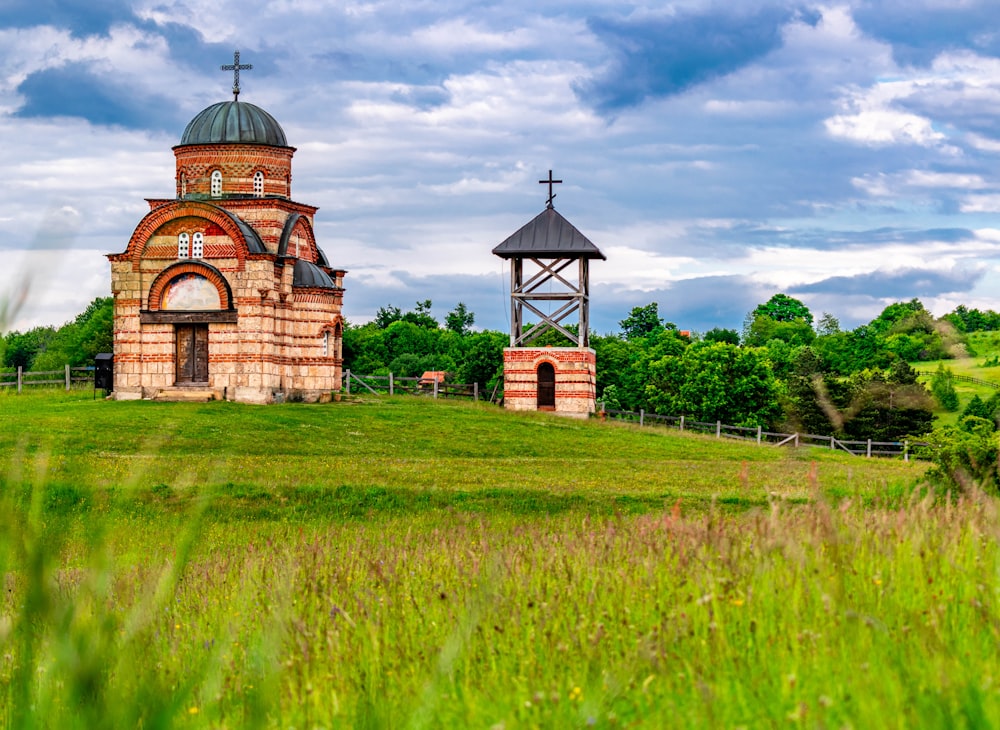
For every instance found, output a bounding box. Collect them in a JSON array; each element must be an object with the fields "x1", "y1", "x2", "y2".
[{"x1": 107, "y1": 54, "x2": 344, "y2": 403}]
